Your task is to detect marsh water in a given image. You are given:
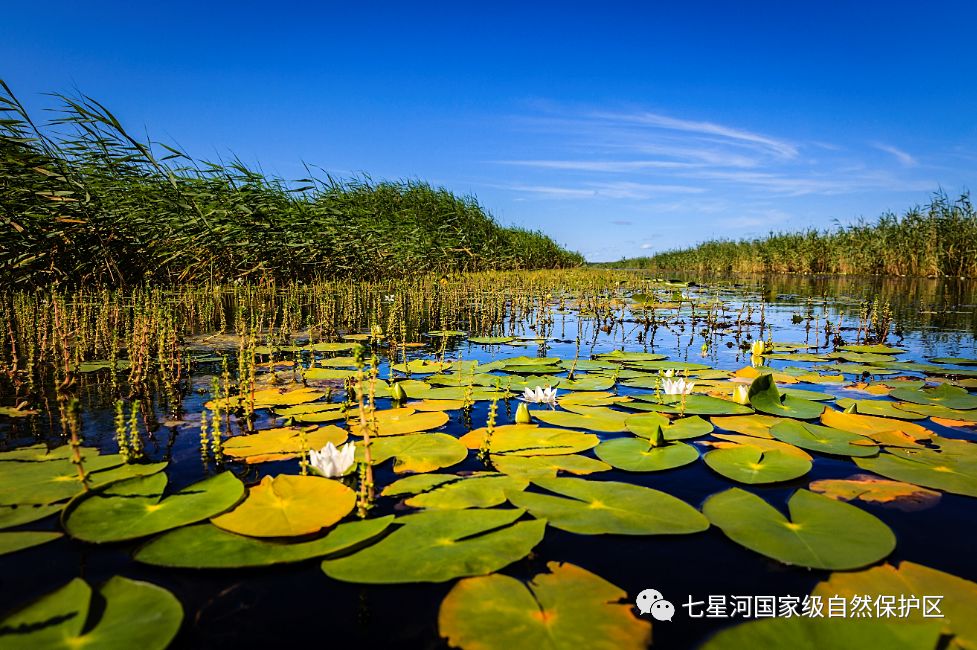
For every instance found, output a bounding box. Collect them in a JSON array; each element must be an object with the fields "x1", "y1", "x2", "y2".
[{"x1": 2, "y1": 272, "x2": 977, "y2": 649}]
